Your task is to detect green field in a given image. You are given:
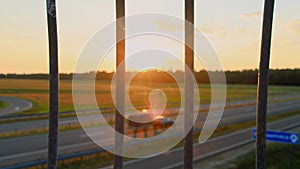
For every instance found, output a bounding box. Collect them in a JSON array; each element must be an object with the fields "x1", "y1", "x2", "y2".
[
  {"x1": 232, "y1": 136, "x2": 300, "y2": 169},
  {"x1": 0, "y1": 79, "x2": 299, "y2": 114},
  {"x1": 0, "y1": 101, "x2": 7, "y2": 110}
]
